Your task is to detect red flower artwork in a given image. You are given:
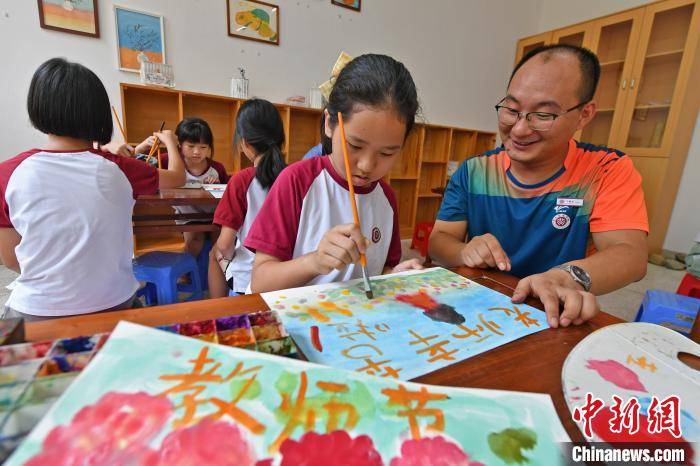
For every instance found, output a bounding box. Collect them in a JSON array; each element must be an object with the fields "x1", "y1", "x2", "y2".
[
  {"x1": 278, "y1": 430, "x2": 383, "y2": 466},
  {"x1": 390, "y1": 436, "x2": 484, "y2": 466},
  {"x1": 142, "y1": 419, "x2": 257, "y2": 466},
  {"x1": 26, "y1": 391, "x2": 172, "y2": 466}
]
